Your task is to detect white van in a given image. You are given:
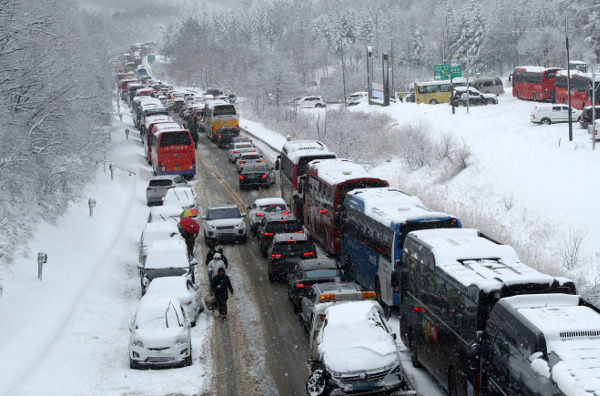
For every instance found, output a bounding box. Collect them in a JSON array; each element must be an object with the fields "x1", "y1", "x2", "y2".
[{"x1": 530, "y1": 104, "x2": 582, "y2": 125}]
